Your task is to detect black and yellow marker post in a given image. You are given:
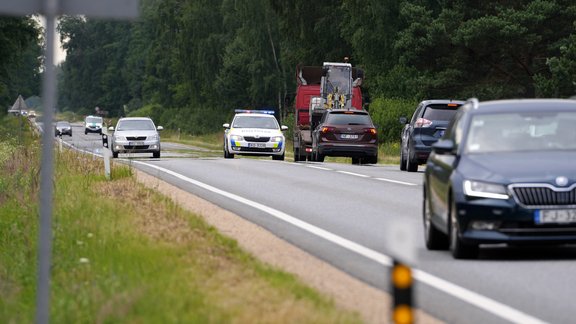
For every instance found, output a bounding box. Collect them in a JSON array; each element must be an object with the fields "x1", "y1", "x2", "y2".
[{"x1": 391, "y1": 260, "x2": 414, "y2": 324}]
